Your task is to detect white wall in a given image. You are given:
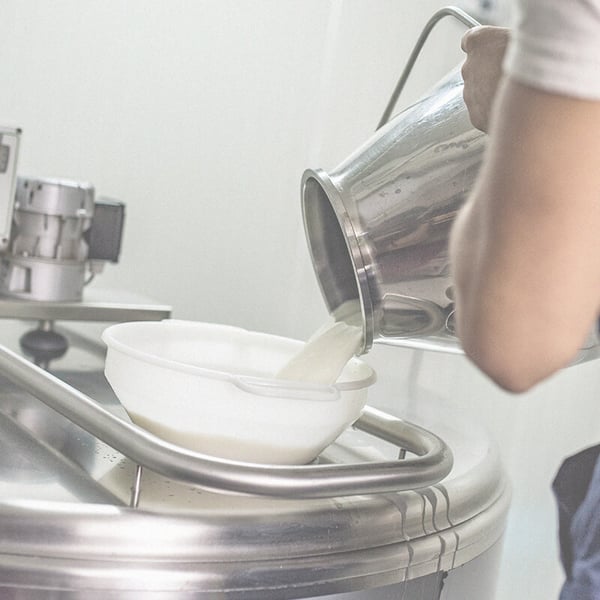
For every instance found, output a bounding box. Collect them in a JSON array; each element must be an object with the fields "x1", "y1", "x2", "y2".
[{"x1": 0, "y1": 2, "x2": 593, "y2": 600}]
